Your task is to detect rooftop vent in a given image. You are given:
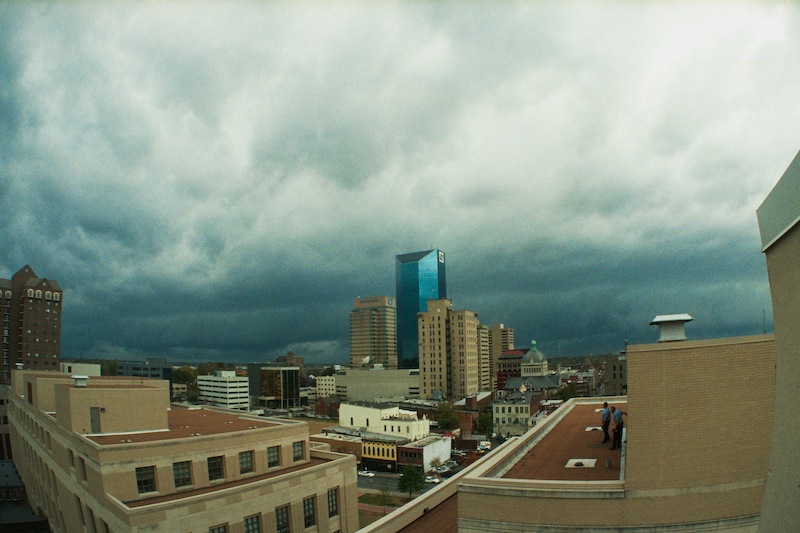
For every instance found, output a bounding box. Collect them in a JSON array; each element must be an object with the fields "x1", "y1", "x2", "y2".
[
  {"x1": 650, "y1": 314, "x2": 693, "y2": 342},
  {"x1": 73, "y1": 375, "x2": 89, "y2": 388},
  {"x1": 15, "y1": 362, "x2": 24, "y2": 371},
  {"x1": 565, "y1": 458, "x2": 597, "y2": 468}
]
